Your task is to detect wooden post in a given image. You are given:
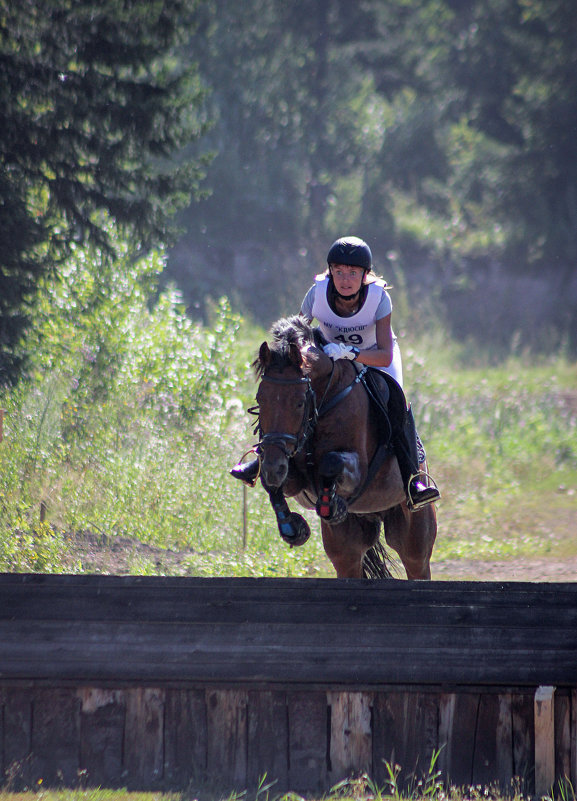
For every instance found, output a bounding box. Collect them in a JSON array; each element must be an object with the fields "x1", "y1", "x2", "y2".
[
  {"x1": 569, "y1": 689, "x2": 577, "y2": 787},
  {"x1": 242, "y1": 484, "x2": 248, "y2": 549},
  {"x1": 328, "y1": 691, "x2": 373, "y2": 783},
  {"x1": 535, "y1": 686, "x2": 555, "y2": 797}
]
